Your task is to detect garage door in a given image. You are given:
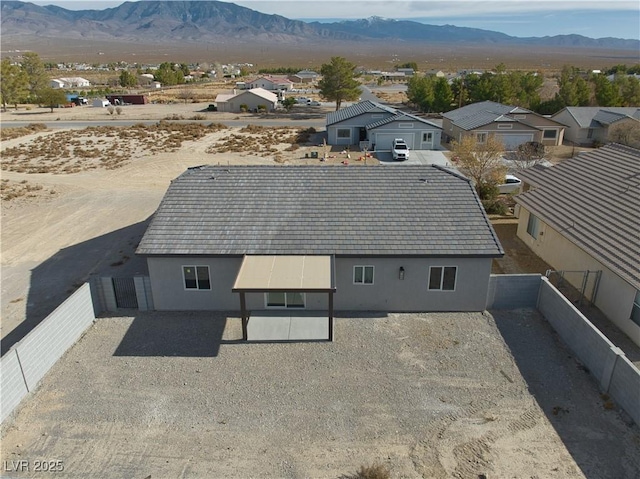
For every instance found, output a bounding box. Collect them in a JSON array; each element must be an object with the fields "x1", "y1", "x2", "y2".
[
  {"x1": 495, "y1": 133, "x2": 534, "y2": 150},
  {"x1": 374, "y1": 133, "x2": 415, "y2": 150}
]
